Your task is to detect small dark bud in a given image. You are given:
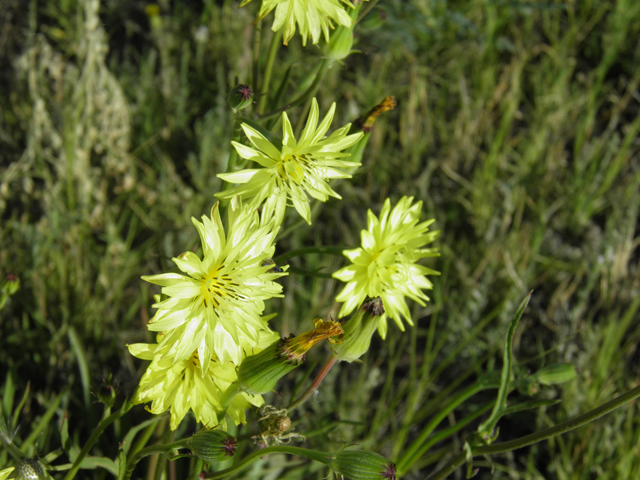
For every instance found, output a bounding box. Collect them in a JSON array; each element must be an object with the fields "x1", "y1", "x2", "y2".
[
  {"x1": 93, "y1": 375, "x2": 119, "y2": 408},
  {"x1": 362, "y1": 297, "x2": 384, "y2": 316}
]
